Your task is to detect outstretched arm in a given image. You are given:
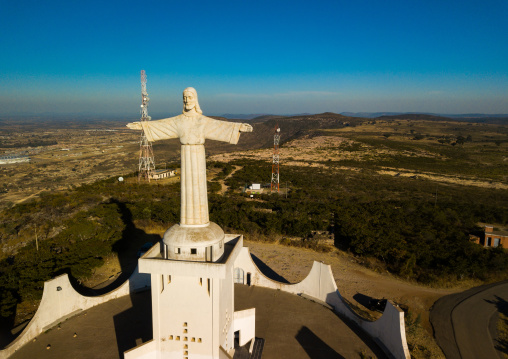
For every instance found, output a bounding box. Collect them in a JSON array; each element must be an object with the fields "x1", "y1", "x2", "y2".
[
  {"x1": 240, "y1": 123, "x2": 253, "y2": 132},
  {"x1": 126, "y1": 122, "x2": 142, "y2": 130},
  {"x1": 126, "y1": 118, "x2": 179, "y2": 142},
  {"x1": 205, "y1": 118, "x2": 253, "y2": 145}
]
